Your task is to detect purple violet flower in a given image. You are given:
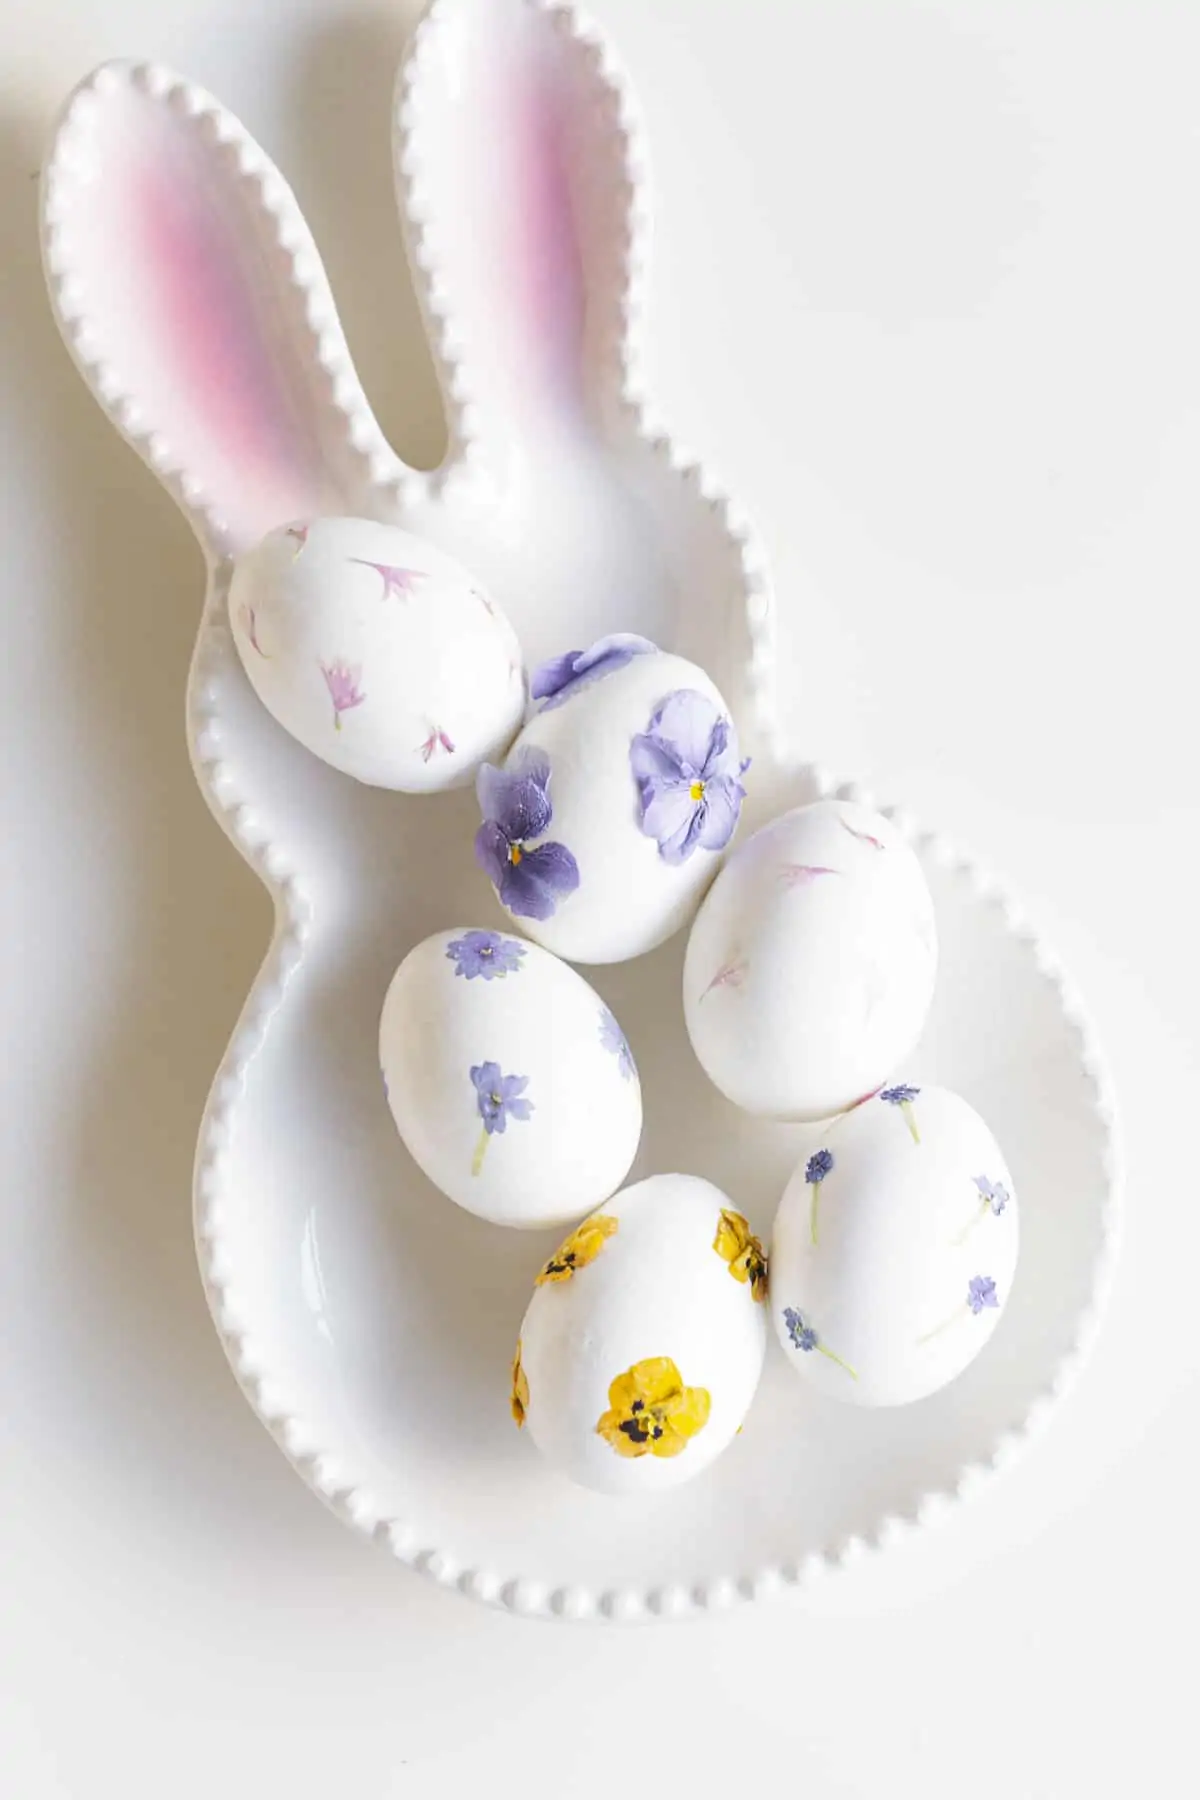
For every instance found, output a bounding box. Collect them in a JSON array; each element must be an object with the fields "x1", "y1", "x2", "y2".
[
  {"x1": 446, "y1": 931, "x2": 526, "y2": 981},
  {"x1": 469, "y1": 1060, "x2": 533, "y2": 1175},
  {"x1": 474, "y1": 748, "x2": 580, "y2": 922},
  {"x1": 599, "y1": 1006, "x2": 637, "y2": 1081},
  {"x1": 973, "y1": 1175, "x2": 1010, "y2": 1217},
  {"x1": 530, "y1": 634, "x2": 657, "y2": 710},
  {"x1": 967, "y1": 1274, "x2": 999, "y2": 1315},
  {"x1": 630, "y1": 689, "x2": 748, "y2": 865}
]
